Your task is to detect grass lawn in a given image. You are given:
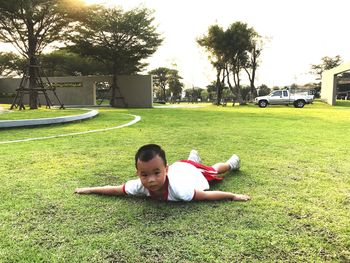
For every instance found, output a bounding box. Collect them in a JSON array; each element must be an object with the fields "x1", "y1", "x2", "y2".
[{"x1": 0, "y1": 101, "x2": 349, "y2": 262}]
